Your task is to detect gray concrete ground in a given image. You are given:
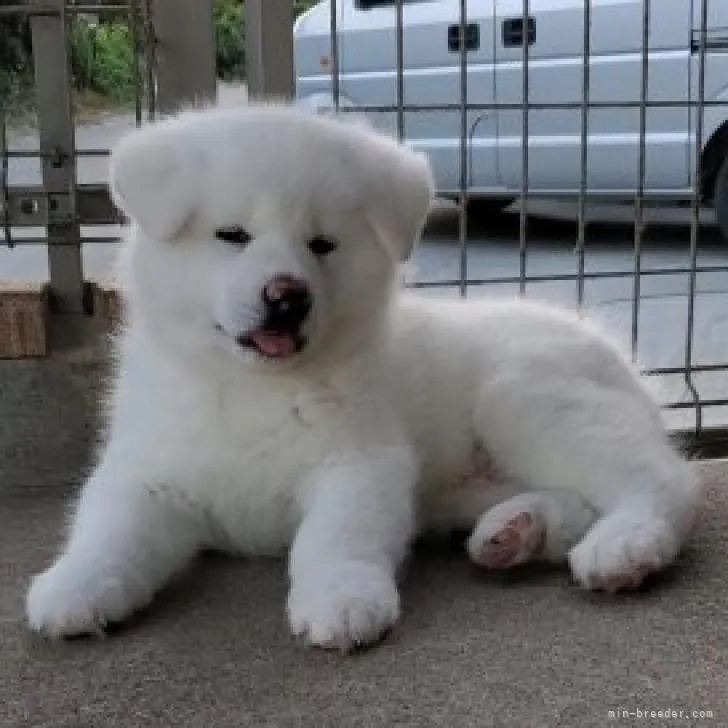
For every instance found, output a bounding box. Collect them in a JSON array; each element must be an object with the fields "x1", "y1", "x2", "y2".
[
  {"x1": 2, "y1": 459, "x2": 727, "y2": 728},
  {"x1": 3, "y1": 83, "x2": 728, "y2": 427}
]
